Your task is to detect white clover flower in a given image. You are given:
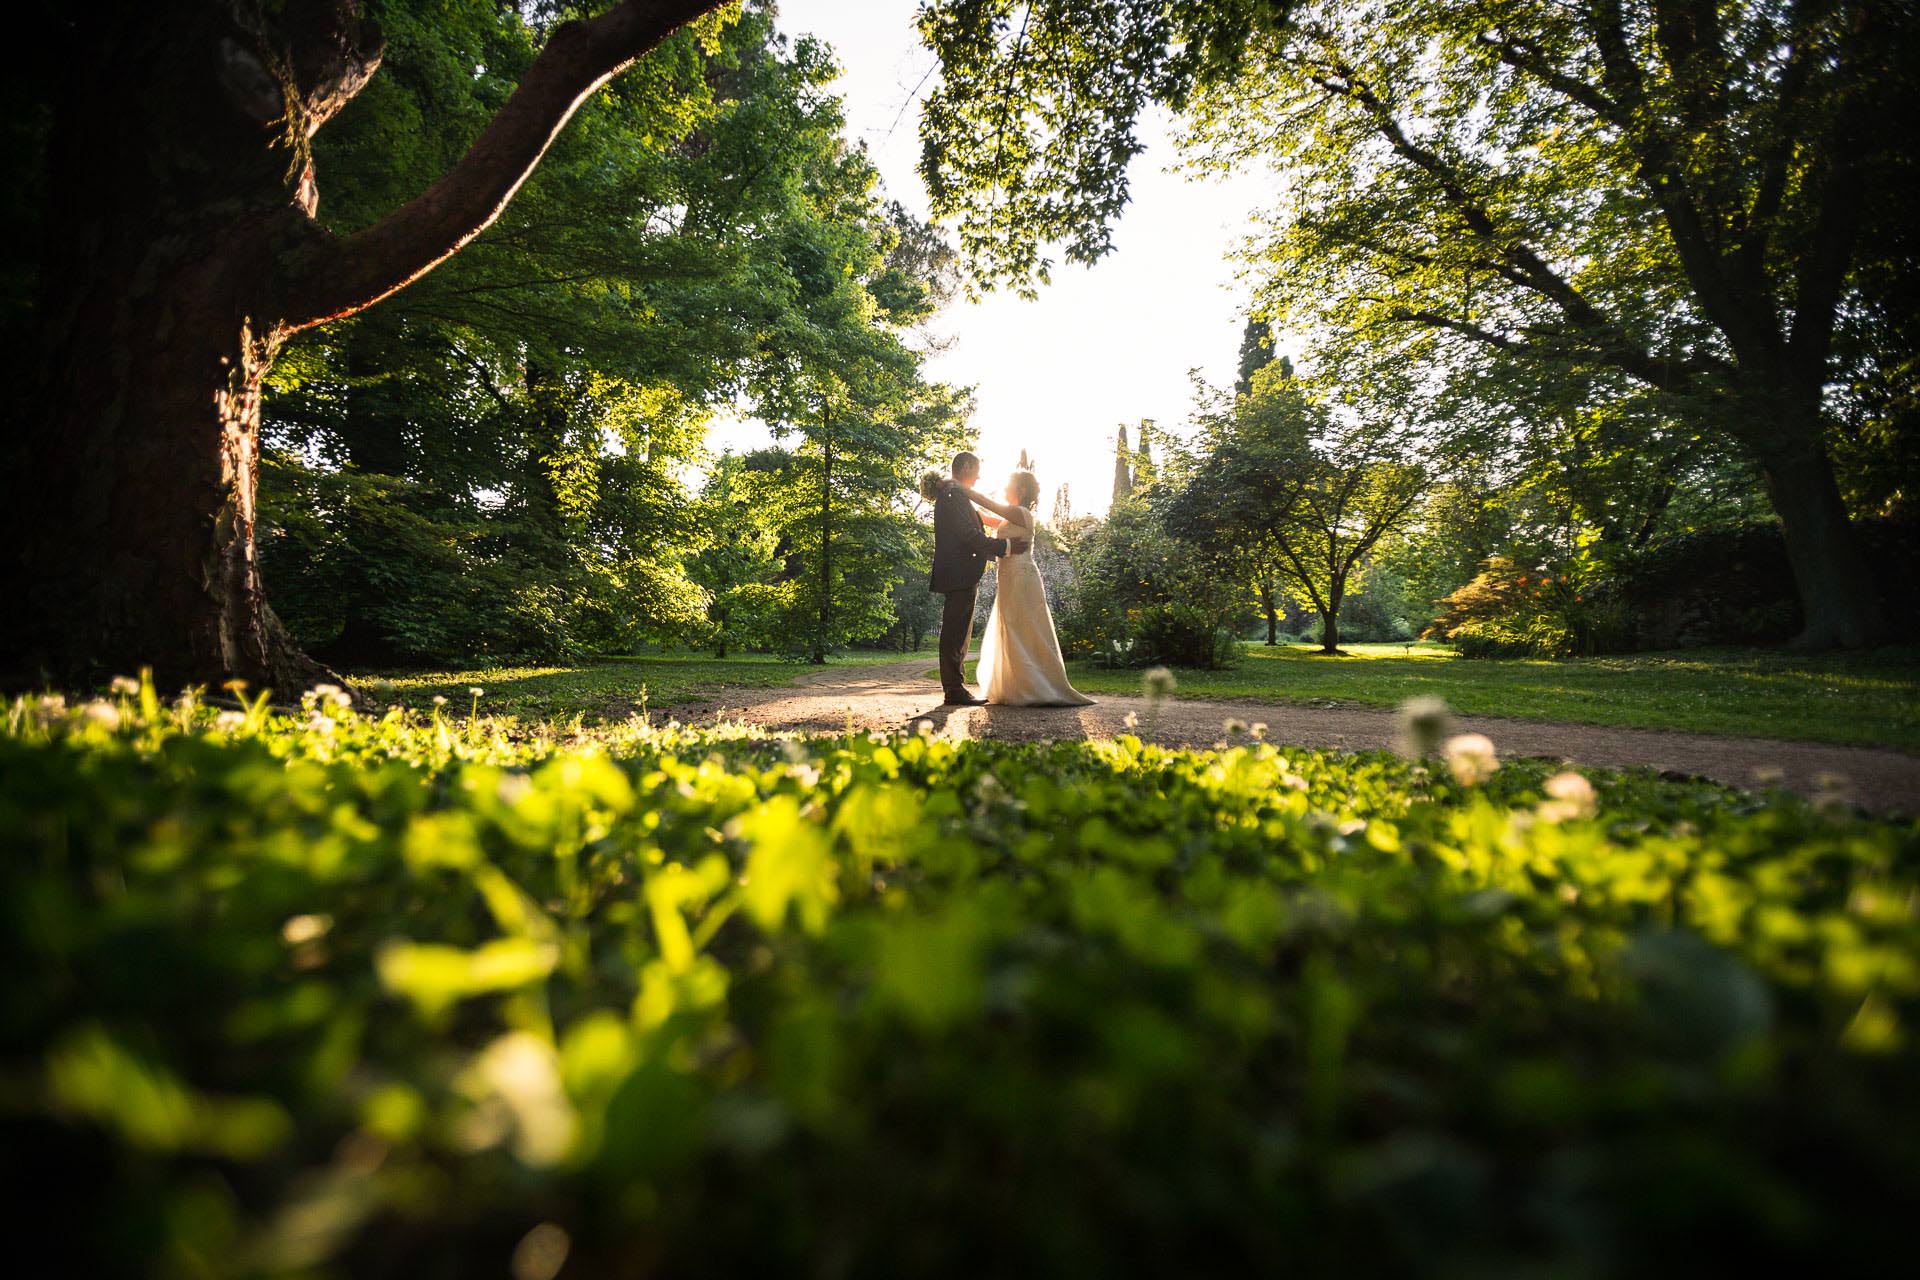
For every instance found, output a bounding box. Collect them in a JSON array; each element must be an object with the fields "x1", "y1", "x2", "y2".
[
  {"x1": 432, "y1": 694, "x2": 448, "y2": 707},
  {"x1": 109, "y1": 675, "x2": 140, "y2": 696},
  {"x1": 37, "y1": 693, "x2": 67, "y2": 718},
  {"x1": 1141, "y1": 667, "x2": 1176, "y2": 700},
  {"x1": 307, "y1": 712, "x2": 337, "y2": 736},
  {"x1": 1398, "y1": 696, "x2": 1452, "y2": 759},
  {"x1": 1443, "y1": 732, "x2": 1499, "y2": 786},
  {"x1": 469, "y1": 686, "x2": 486, "y2": 698},
  {"x1": 1251, "y1": 722, "x2": 1268, "y2": 741},
  {"x1": 913, "y1": 718, "x2": 935, "y2": 737},
  {"x1": 82, "y1": 700, "x2": 121, "y2": 731},
  {"x1": 1537, "y1": 770, "x2": 1597, "y2": 822},
  {"x1": 1122, "y1": 710, "x2": 1140, "y2": 730},
  {"x1": 1223, "y1": 717, "x2": 1249, "y2": 738},
  {"x1": 281, "y1": 913, "x2": 333, "y2": 945},
  {"x1": 213, "y1": 710, "x2": 246, "y2": 733}
]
